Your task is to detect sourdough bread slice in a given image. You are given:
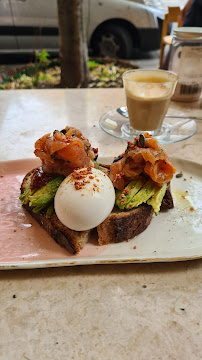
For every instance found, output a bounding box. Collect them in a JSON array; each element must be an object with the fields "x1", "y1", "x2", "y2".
[
  {"x1": 97, "y1": 204, "x2": 154, "y2": 245},
  {"x1": 20, "y1": 169, "x2": 91, "y2": 254},
  {"x1": 97, "y1": 184, "x2": 174, "y2": 245}
]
